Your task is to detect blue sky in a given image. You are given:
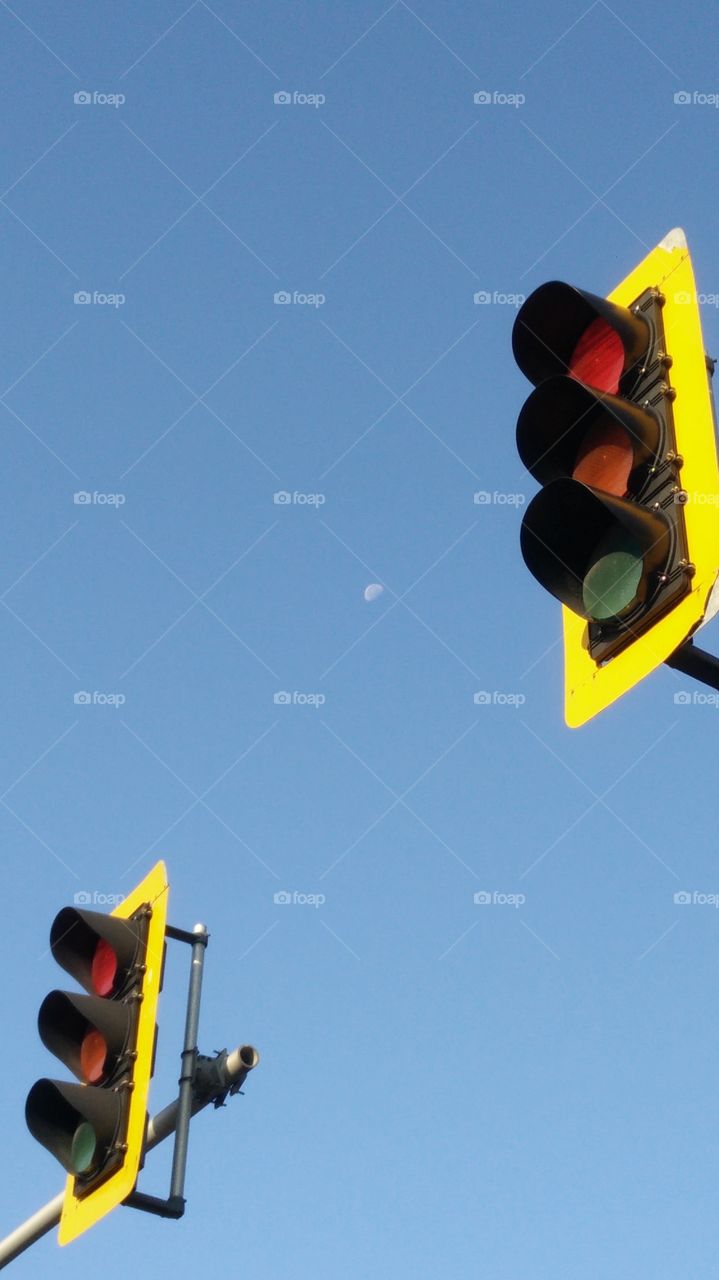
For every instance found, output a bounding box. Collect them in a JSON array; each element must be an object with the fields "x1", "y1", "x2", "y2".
[{"x1": 3, "y1": 1, "x2": 719, "y2": 1276}]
